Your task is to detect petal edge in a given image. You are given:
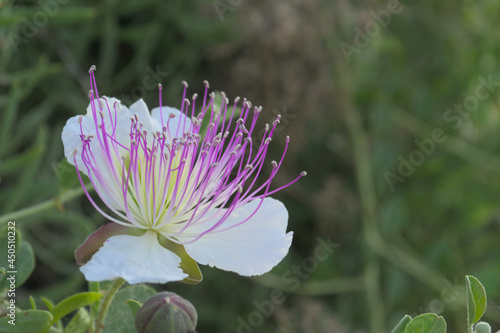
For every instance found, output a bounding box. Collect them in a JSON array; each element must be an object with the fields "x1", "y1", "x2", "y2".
[
  {"x1": 183, "y1": 198, "x2": 293, "y2": 276},
  {"x1": 80, "y1": 230, "x2": 188, "y2": 284}
]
